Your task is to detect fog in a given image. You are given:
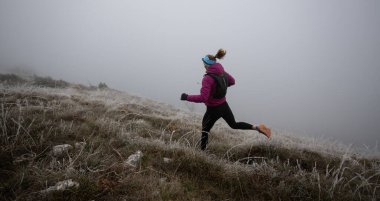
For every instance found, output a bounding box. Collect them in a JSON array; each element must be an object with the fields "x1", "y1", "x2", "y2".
[{"x1": 1, "y1": 0, "x2": 379, "y2": 147}]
